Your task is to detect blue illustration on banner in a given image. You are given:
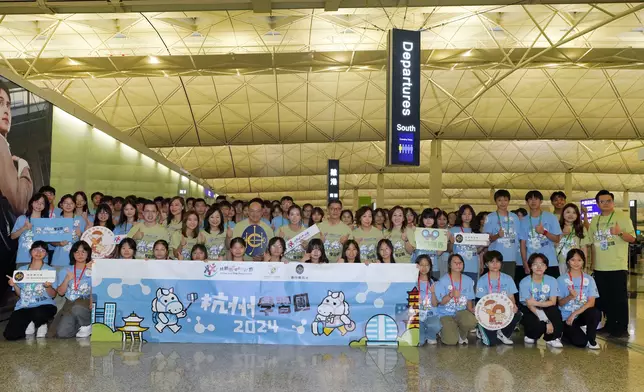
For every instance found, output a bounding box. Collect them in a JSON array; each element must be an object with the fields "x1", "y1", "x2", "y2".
[
  {"x1": 241, "y1": 224, "x2": 269, "y2": 257},
  {"x1": 31, "y1": 217, "x2": 74, "y2": 242},
  {"x1": 91, "y1": 261, "x2": 421, "y2": 346}
]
